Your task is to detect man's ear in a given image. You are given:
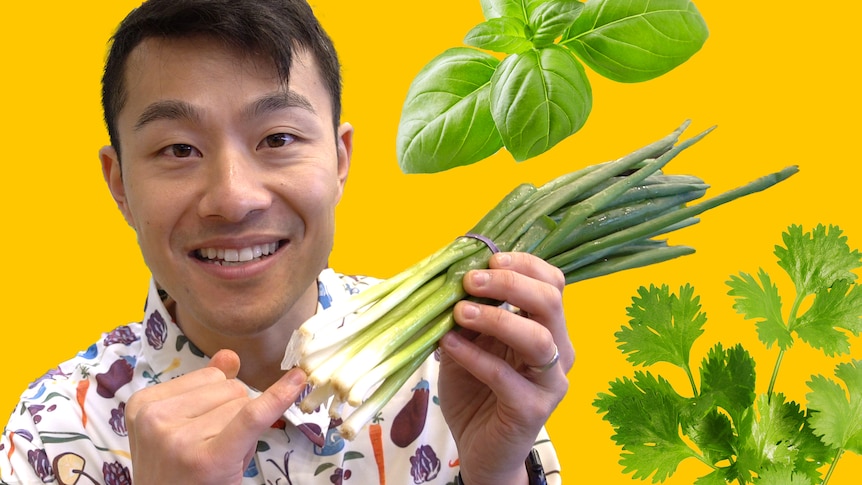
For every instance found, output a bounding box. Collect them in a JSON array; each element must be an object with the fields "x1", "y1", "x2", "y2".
[
  {"x1": 335, "y1": 122, "x2": 353, "y2": 201},
  {"x1": 99, "y1": 146, "x2": 136, "y2": 229}
]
